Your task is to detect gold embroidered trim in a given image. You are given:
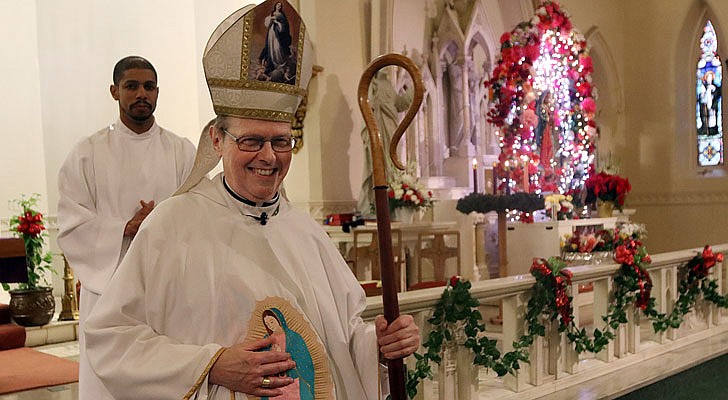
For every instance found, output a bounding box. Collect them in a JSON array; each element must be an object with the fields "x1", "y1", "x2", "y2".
[
  {"x1": 207, "y1": 78, "x2": 307, "y2": 96},
  {"x1": 240, "y1": 11, "x2": 253, "y2": 79},
  {"x1": 214, "y1": 106, "x2": 293, "y2": 122},
  {"x1": 182, "y1": 347, "x2": 227, "y2": 400},
  {"x1": 296, "y1": 24, "x2": 305, "y2": 84}
]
